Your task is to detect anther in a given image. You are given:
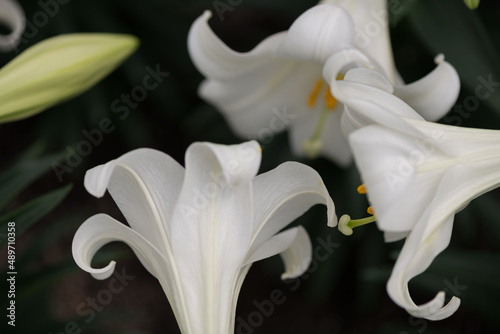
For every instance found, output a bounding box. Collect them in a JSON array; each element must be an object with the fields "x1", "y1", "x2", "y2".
[
  {"x1": 325, "y1": 87, "x2": 337, "y2": 109},
  {"x1": 308, "y1": 80, "x2": 323, "y2": 108},
  {"x1": 357, "y1": 184, "x2": 367, "y2": 194}
]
